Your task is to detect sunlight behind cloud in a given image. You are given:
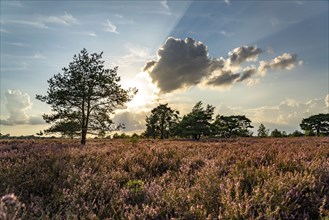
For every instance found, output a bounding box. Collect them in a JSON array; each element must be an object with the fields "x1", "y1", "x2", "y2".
[{"x1": 124, "y1": 72, "x2": 159, "y2": 111}]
